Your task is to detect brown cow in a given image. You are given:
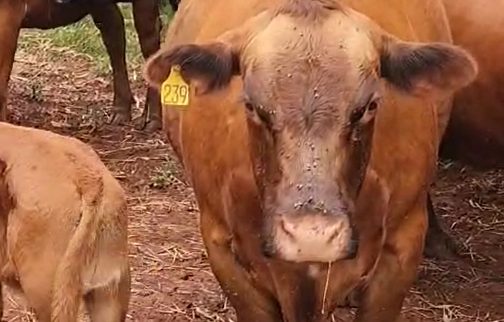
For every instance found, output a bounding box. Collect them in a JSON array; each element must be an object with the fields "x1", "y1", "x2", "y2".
[
  {"x1": 425, "y1": 0, "x2": 504, "y2": 259},
  {"x1": 0, "y1": 122, "x2": 130, "y2": 321},
  {"x1": 0, "y1": 0, "x2": 165, "y2": 132},
  {"x1": 440, "y1": 0, "x2": 504, "y2": 168},
  {"x1": 144, "y1": 0, "x2": 477, "y2": 321}
]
